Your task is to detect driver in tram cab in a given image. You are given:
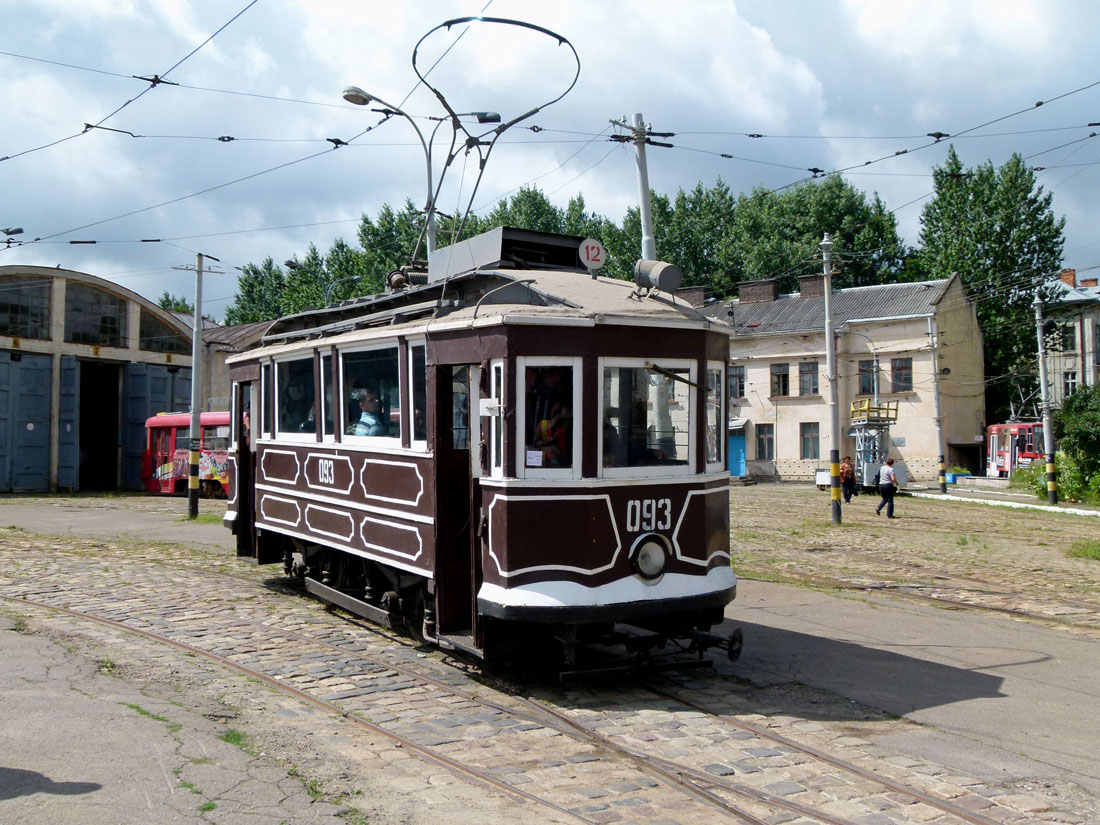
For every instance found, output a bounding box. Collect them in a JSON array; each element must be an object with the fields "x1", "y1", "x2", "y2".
[{"x1": 353, "y1": 388, "x2": 385, "y2": 436}]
